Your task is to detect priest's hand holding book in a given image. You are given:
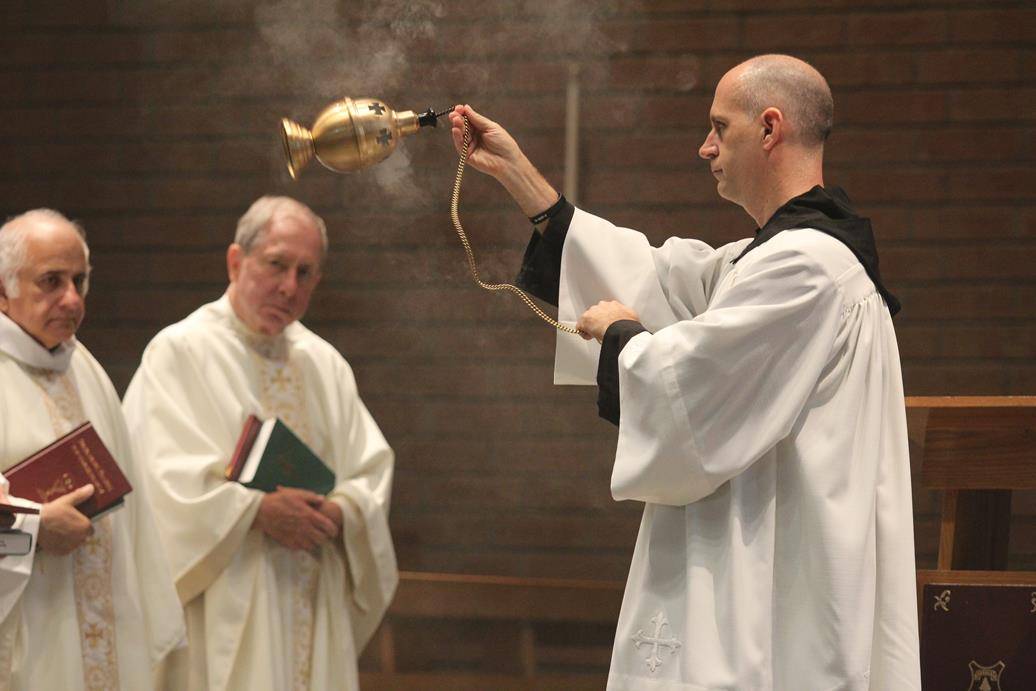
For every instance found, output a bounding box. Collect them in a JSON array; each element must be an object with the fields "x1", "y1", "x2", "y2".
[
  {"x1": 38, "y1": 484, "x2": 95, "y2": 555},
  {"x1": 227, "y1": 415, "x2": 342, "y2": 552},
  {"x1": 253, "y1": 487, "x2": 341, "y2": 551}
]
